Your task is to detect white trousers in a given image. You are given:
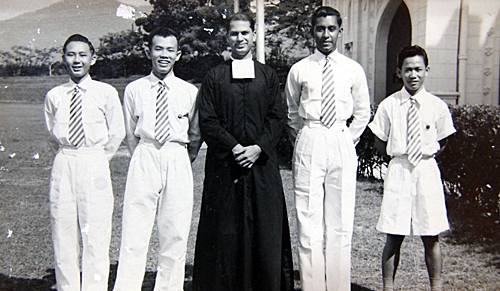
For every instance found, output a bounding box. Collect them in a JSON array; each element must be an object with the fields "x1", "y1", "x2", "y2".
[
  {"x1": 49, "y1": 147, "x2": 113, "y2": 291},
  {"x1": 114, "y1": 140, "x2": 193, "y2": 291},
  {"x1": 293, "y1": 121, "x2": 358, "y2": 291}
]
